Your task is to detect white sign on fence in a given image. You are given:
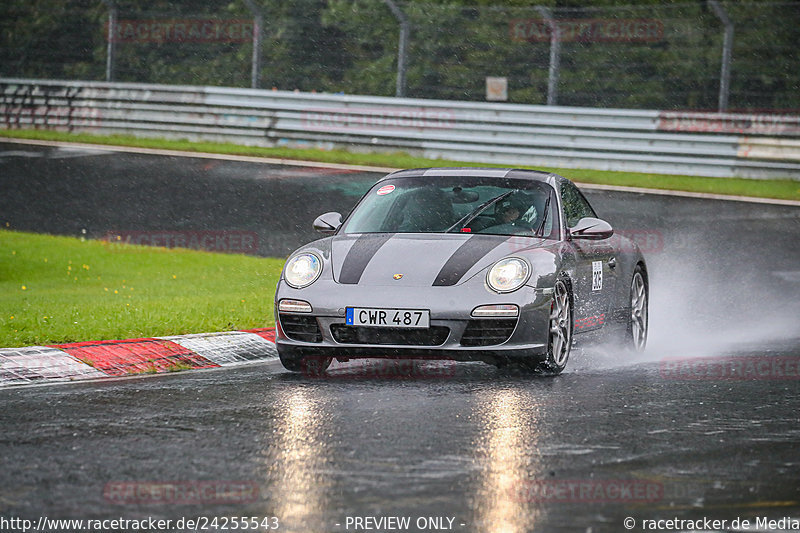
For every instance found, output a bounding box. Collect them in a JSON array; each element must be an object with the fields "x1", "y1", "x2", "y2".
[{"x1": 486, "y1": 77, "x2": 508, "y2": 102}]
